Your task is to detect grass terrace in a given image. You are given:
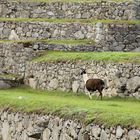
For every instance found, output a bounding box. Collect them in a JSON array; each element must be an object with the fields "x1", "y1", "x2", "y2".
[
  {"x1": 32, "y1": 51, "x2": 140, "y2": 64},
  {"x1": 0, "y1": 87, "x2": 140, "y2": 128},
  {"x1": 0, "y1": 18, "x2": 140, "y2": 25}
]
